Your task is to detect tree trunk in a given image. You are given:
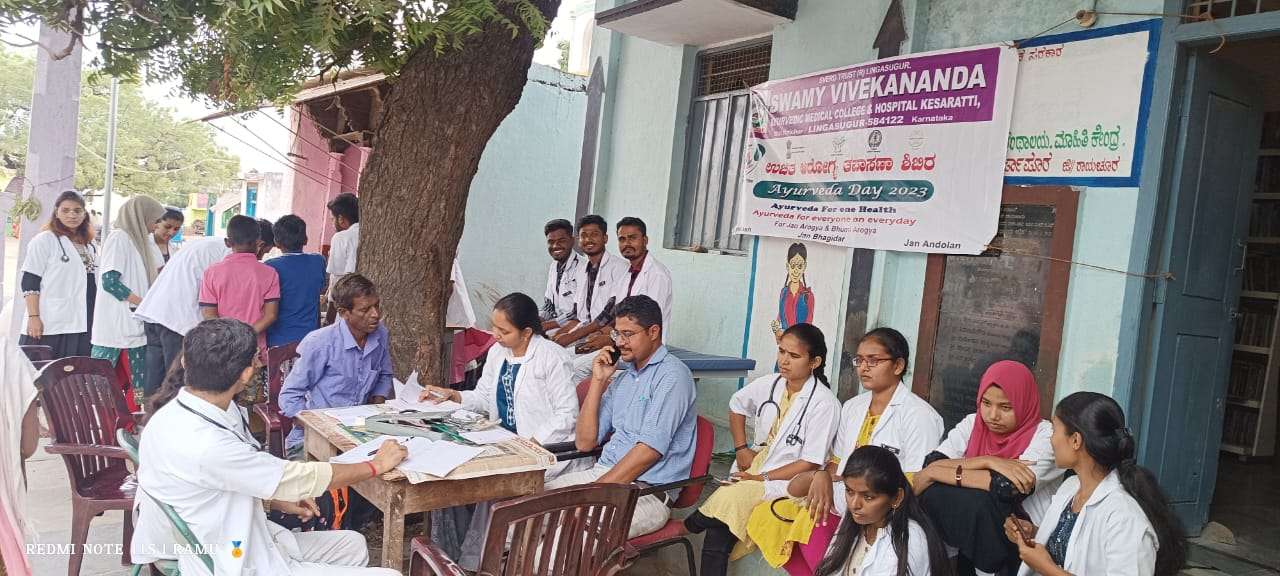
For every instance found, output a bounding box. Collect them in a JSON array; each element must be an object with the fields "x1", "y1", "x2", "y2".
[{"x1": 357, "y1": 0, "x2": 561, "y2": 384}]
